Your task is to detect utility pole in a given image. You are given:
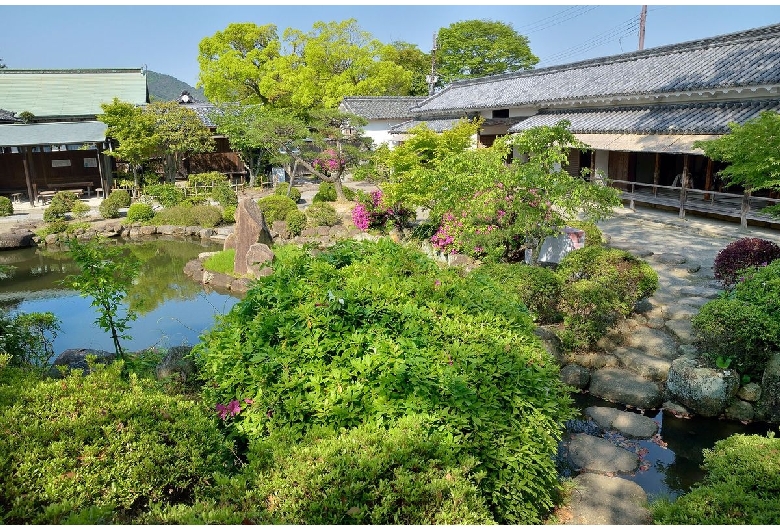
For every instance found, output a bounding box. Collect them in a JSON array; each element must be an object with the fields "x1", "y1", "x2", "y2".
[
  {"x1": 425, "y1": 33, "x2": 439, "y2": 96},
  {"x1": 638, "y1": 5, "x2": 647, "y2": 51}
]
